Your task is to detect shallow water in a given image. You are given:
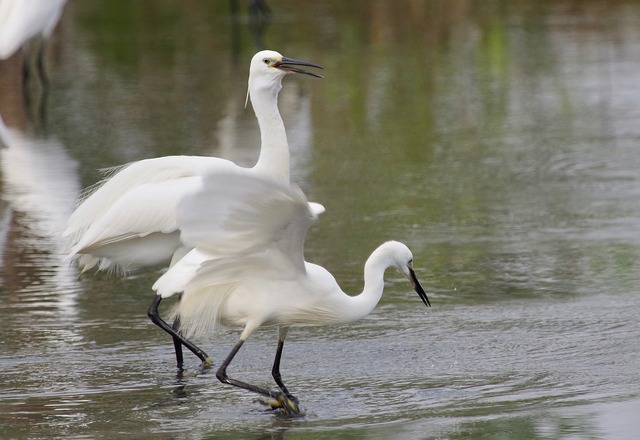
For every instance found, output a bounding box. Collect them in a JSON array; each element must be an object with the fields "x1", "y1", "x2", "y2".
[{"x1": 2, "y1": 1, "x2": 640, "y2": 439}]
